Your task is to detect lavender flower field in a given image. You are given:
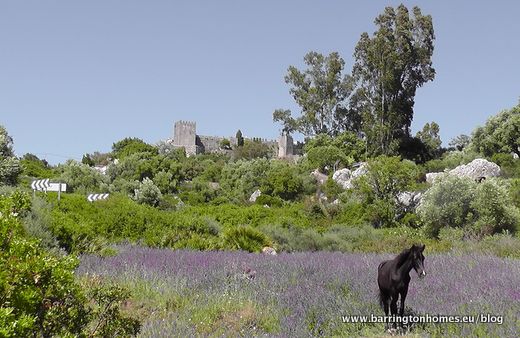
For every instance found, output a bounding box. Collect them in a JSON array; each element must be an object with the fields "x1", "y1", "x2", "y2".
[{"x1": 77, "y1": 246, "x2": 520, "y2": 337}]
